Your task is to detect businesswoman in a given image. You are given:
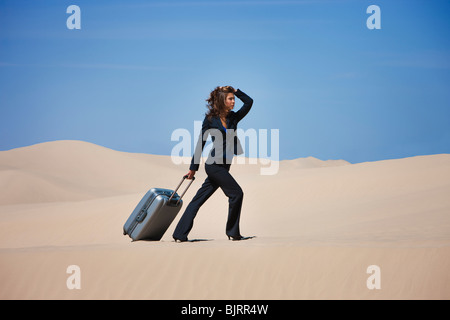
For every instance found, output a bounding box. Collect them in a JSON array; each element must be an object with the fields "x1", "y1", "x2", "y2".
[{"x1": 172, "y1": 86, "x2": 254, "y2": 242}]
